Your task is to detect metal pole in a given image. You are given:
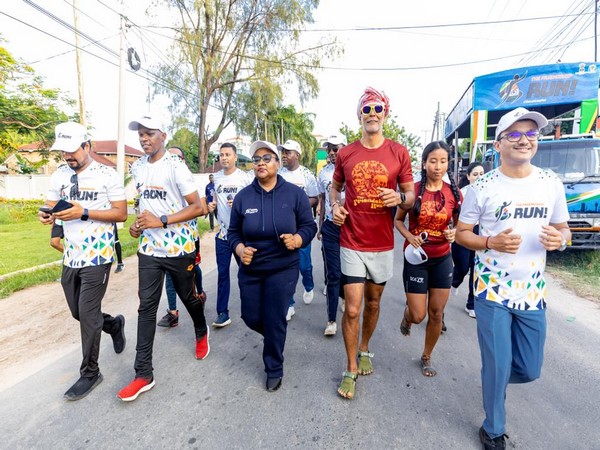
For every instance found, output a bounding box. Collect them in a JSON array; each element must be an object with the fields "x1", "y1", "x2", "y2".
[
  {"x1": 116, "y1": 12, "x2": 126, "y2": 179},
  {"x1": 595, "y1": 0, "x2": 598, "y2": 61}
]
